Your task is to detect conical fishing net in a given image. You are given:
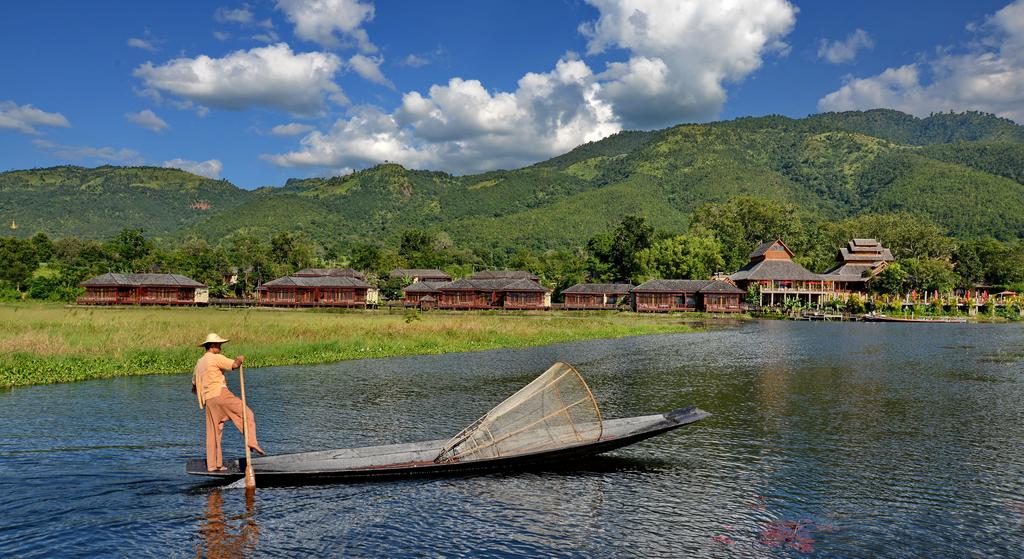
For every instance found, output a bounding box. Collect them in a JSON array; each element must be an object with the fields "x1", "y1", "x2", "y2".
[{"x1": 435, "y1": 362, "x2": 603, "y2": 463}]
